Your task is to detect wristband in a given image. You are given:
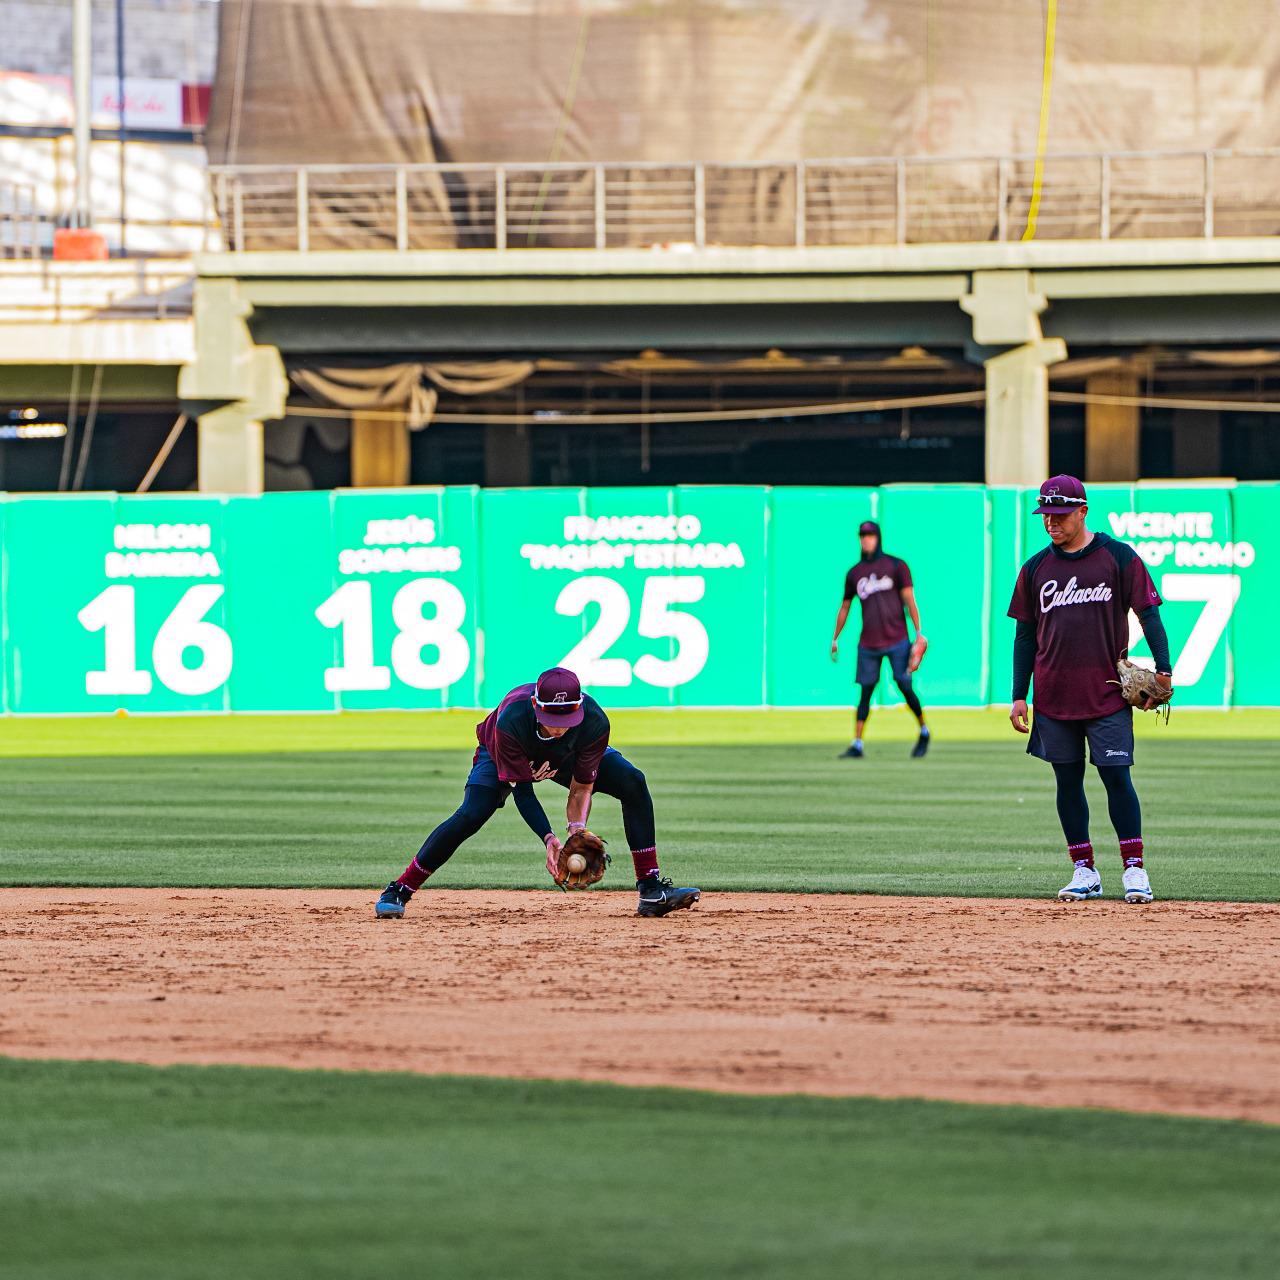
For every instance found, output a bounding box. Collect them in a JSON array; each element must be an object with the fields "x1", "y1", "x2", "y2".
[
  {"x1": 567, "y1": 821, "x2": 587, "y2": 836},
  {"x1": 543, "y1": 831, "x2": 558, "y2": 847}
]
